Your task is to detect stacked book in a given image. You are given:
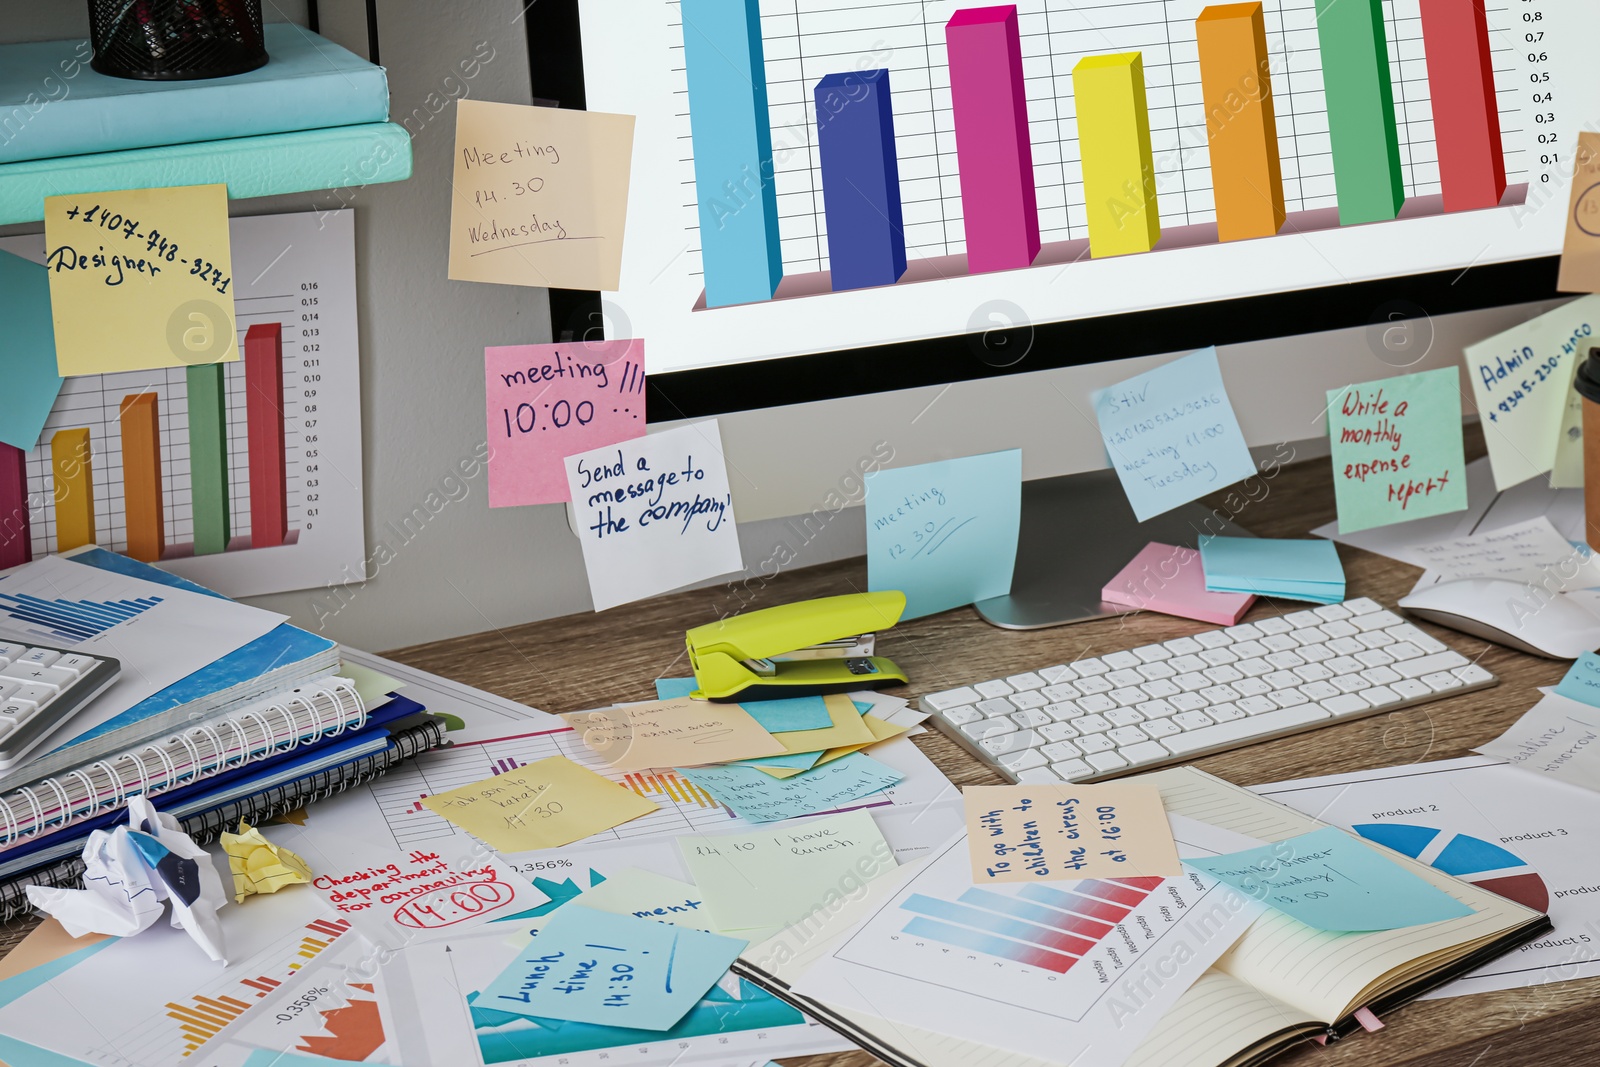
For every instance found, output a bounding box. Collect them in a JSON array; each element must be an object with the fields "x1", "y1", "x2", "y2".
[
  {"x1": 0, "y1": 548, "x2": 447, "y2": 921},
  {"x1": 0, "y1": 23, "x2": 411, "y2": 224}
]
